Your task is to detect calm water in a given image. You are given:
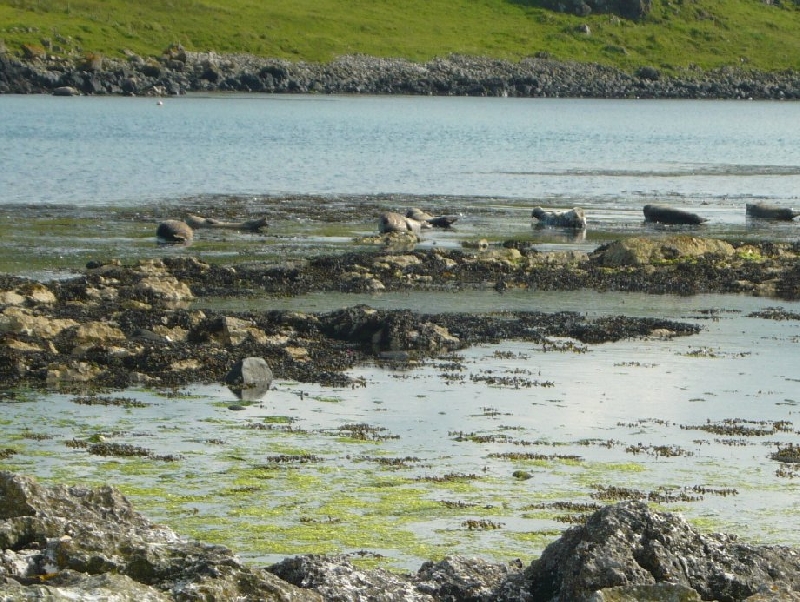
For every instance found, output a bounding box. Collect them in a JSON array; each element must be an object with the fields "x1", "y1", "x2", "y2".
[{"x1": 2, "y1": 94, "x2": 800, "y2": 221}]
